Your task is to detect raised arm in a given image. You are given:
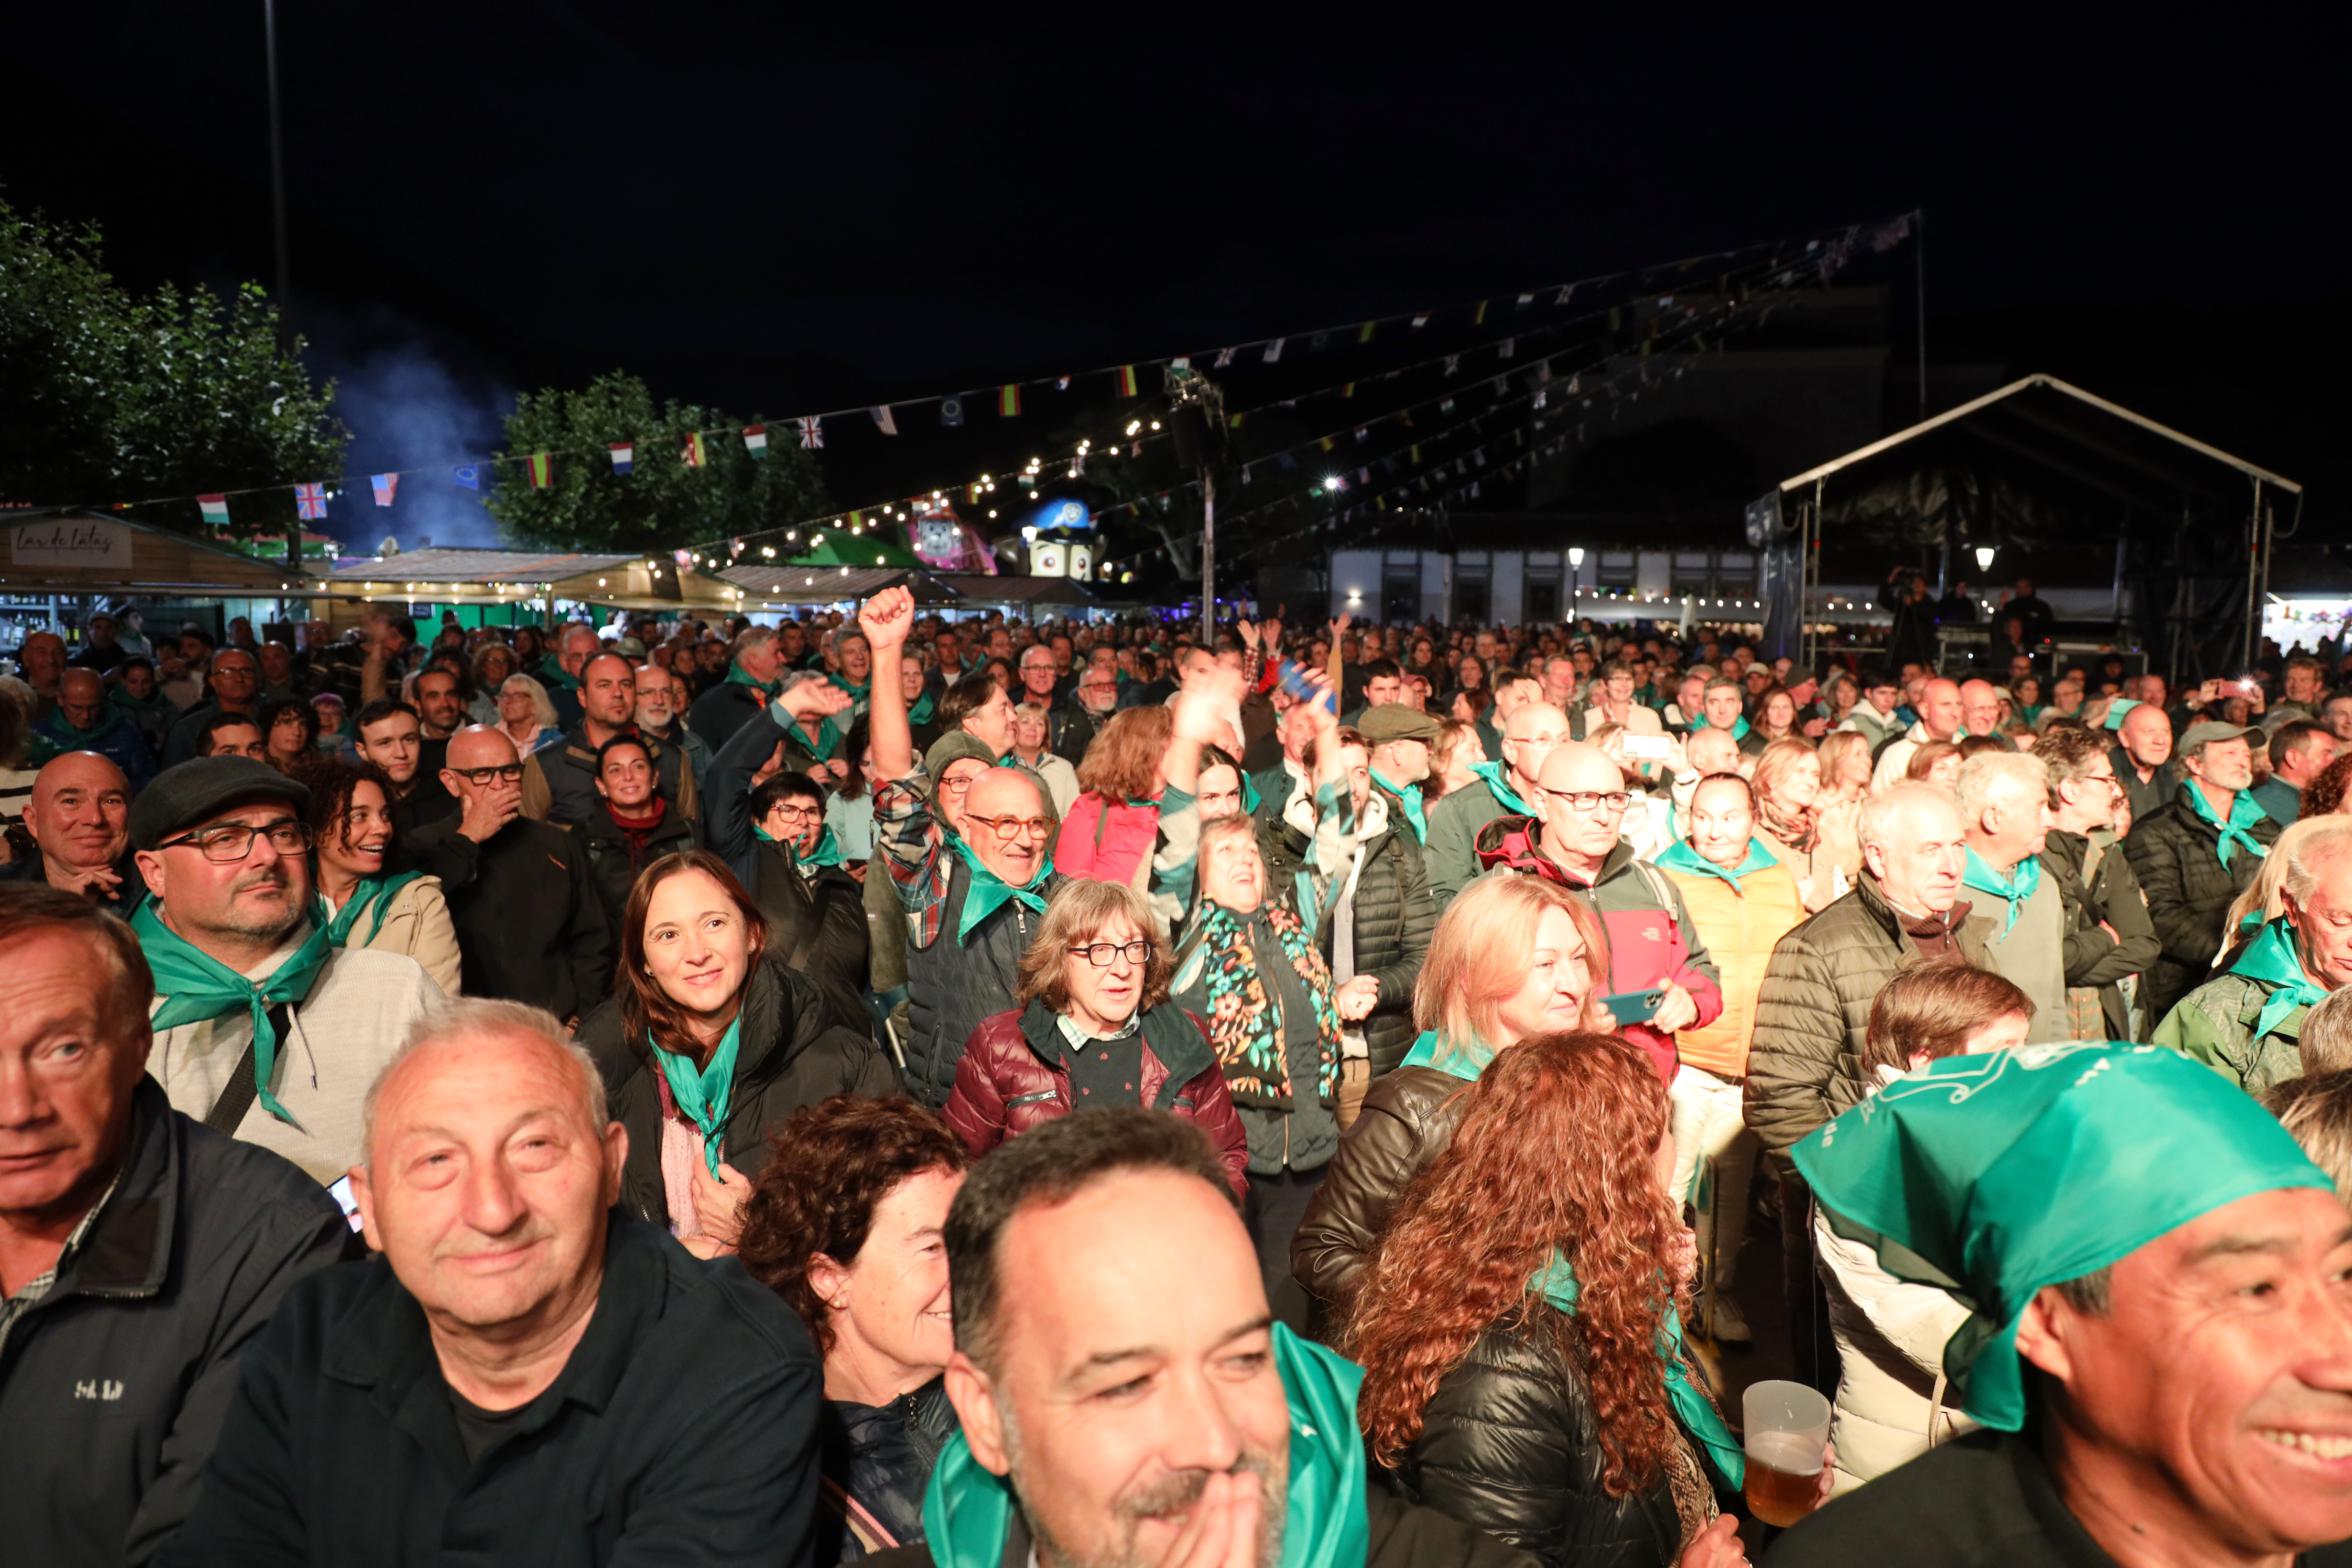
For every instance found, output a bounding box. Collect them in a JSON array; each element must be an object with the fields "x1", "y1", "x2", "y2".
[{"x1": 859, "y1": 586, "x2": 918, "y2": 783}]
